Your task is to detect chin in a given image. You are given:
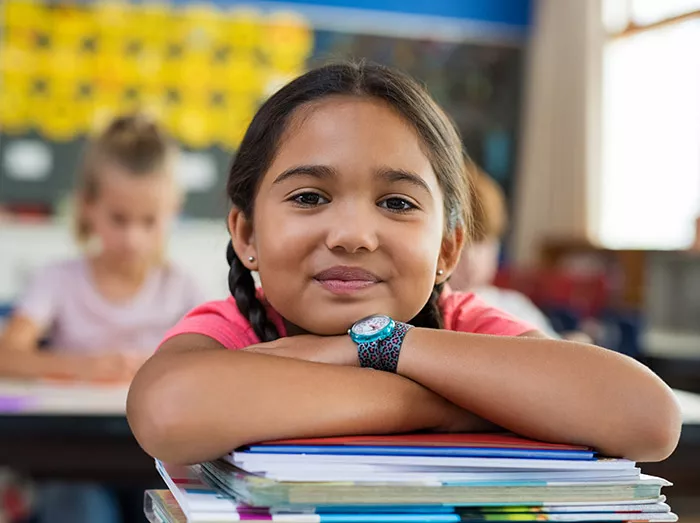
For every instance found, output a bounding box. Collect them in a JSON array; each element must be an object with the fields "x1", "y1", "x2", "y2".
[
  {"x1": 291, "y1": 303, "x2": 394, "y2": 337},
  {"x1": 294, "y1": 313, "x2": 357, "y2": 336}
]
